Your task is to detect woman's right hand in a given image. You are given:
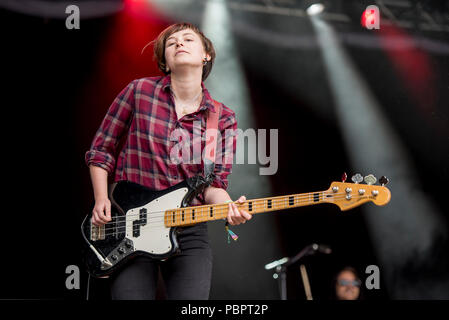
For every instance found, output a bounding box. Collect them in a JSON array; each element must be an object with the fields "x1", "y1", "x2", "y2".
[{"x1": 91, "y1": 198, "x2": 112, "y2": 226}]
